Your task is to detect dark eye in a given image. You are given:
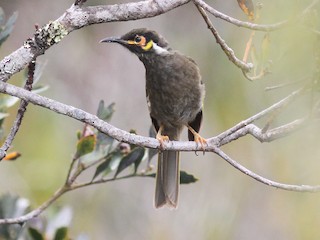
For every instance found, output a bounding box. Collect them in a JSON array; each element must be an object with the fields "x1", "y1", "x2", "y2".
[{"x1": 134, "y1": 36, "x2": 142, "y2": 43}]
